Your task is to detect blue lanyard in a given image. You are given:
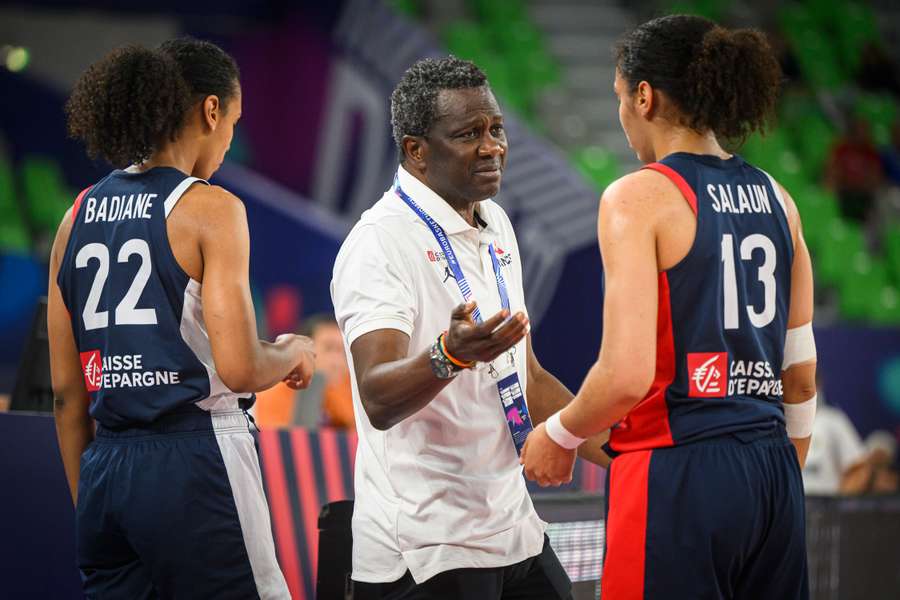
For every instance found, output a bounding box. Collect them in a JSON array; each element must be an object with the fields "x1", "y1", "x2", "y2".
[
  {"x1": 394, "y1": 177, "x2": 510, "y2": 321},
  {"x1": 394, "y1": 176, "x2": 533, "y2": 454}
]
